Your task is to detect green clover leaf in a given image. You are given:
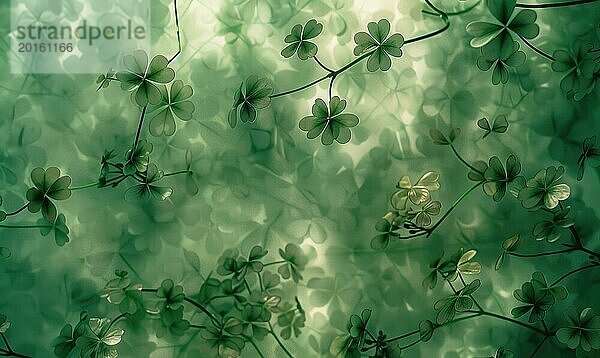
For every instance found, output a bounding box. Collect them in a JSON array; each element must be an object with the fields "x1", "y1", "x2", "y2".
[
  {"x1": 492, "y1": 347, "x2": 515, "y2": 358},
  {"x1": 551, "y1": 41, "x2": 598, "y2": 101},
  {"x1": 202, "y1": 320, "x2": 245, "y2": 355},
  {"x1": 124, "y1": 163, "x2": 173, "y2": 201},
  {"x1": 278, "y1": 243, "x2": 308, "y2": 283},
  {"x1": 495, "y1": 234, "x2": 521, "y2": 271},
  {"x1": 556, "y1": 308, "x2": 600, "y2": 351},
  {"x1": 149, "y1": 80, "x2": 195, "y2": 136},
  {"x1": 511, "y1": 279, "x2": 555, "y2": 323},
  {"x1": 391, "y1": 171, "x2": 440, "y2": 210},
  {"x1": 371, "y1": 211, "x2": 404, "y2": 250},
  {"x1": 124, "y1": 139, "x2": 153, "y2": 175},
  {"x1": 241, "y1": 305, "x2": 270, "y2": 340},
  {"x1": 52, "y1": 313, "x2": 89, "y2": 358},
  {"x1": 276, "y1": 301, "x2": 306, "y2": 339},
  {"x1": 533, "y1": 206, "x2": 575, "y2": 242},
  {"x1": 299, "y1": 96, "x2": 359, "y2": 145},
  {"x1": 348, "y1": 309, "x2": 371, "y2": 347},
  {"x1": 577, "y1": 135, "x2": 600, "y2": 181},
  {"x1": 153, "y1": 306, "x2": 190, "y2": 338},
  {"x1": 281, "y1": 19, "x2": 323, "y2": 60},
  {"x1": 429, "y1": 127, "x2": 460, "y2": 145},
  {"x1": 408, "y1": 199, "x2": 441, "y2": 227},
  {"x1": 434, "y1": 279, "x2": 481, "y2": 324},
  {"x1": 38, "y1": 213, "x2": 70, "y2": 246},
  {"x1": 228, "y1": 75, "x2": 273, "y2": 128},
  {"x1": 26, "y1": 167, "x2": 72, "y2": 222},
  {"x1": 76, "y1": 317, "x2": 125, "y2": 358},
  {"x1": 353, "y1": 19, "x2": 404, "y2": 72},
  {"x1": 531, "y1": 271, "x2": 568, "y2": 302},
  {"x1": 101, "y1": 270, "x2": 144, "y2": 315},
  {"x1": 518, "y1": 166, "x2": 570, "y2": 209},
  {"x1": 96, "y1": 68, "x2": 115, "y2": 91},
  {"x1": 477, "y1": 115, "x2": 509, "y2": 138},
  {"x1": 477, "y1": 40, "x2": 526, "y2": 85},
  {"x1": 467, "y1": 0, "x2": 539, "y2": 52},
  {"x1": 483, "y1": 155, "x2": 521, "y2": 201},
  {"x1": 0, "y1": 314, "x2": 10, "y2": 333},
  {"x1": 116, "y1": 49, "x2": 175, "y2": 107},
  {"x1": 419, "y1": 320, "x2": 435, "y2": 343},
  {"x1": 457, "y1": 249, "x2": 482, "y2": 275},
  {"x1": 156, "y1": 279, "x2": 185, "y2": 311}
]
